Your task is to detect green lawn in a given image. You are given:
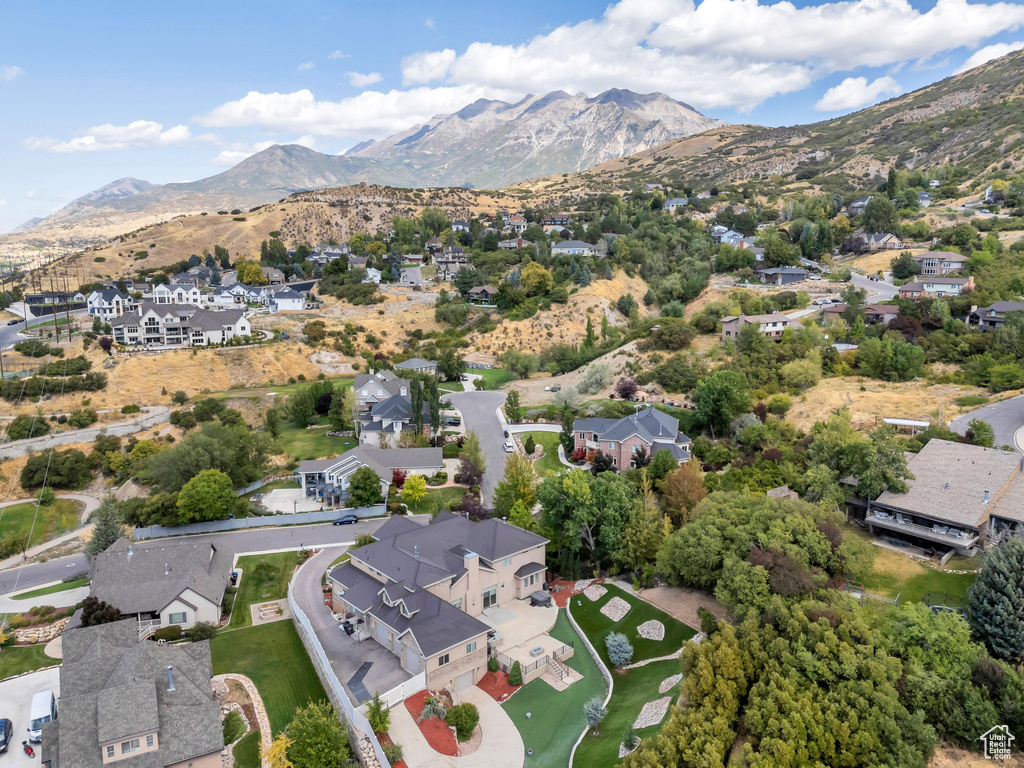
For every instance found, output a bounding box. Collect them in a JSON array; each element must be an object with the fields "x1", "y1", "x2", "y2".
[
  {"x1": 522, "y1": 432, "x2": 563, "y2": 476},
  {"x1": 475, "y1": 367, "x2": 515, "y2": 390},
  {"x1": 230, "y1": 552, "x2": 299, "y2": 629},
  {"x1": 0, "y1": 499, "x2": 81, "y2": 548},
  {"x1": 11, "y1": 577, "x2": 89, "y2": 601},
  {"x1": 242, "y1": 479, "x2": 300, "y2": 500},
  {"x1": 398, "y1": 485, "x2": 464, "y2": 517},
  {"x1": 570, "y1": 584, "x2": 697, "y2": 768},
  {"x1": 232, "y1": 732, "x2": 260, "y2": 768},
  {"x1": 211, "y1": 621, "x2": 327, "y2": 734},
  {"x1": 212, "y1": 377, "x2": 355, "y2": 400},
  {"x1": 0, "y1": 645, "x2": 57, "y2": 681},
  {"x1": 503, "y1": 610, "x2": 605, "y2": 768},
  {"x1": 276, "y1": 424, "x2": 356, "y2": 462}
]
